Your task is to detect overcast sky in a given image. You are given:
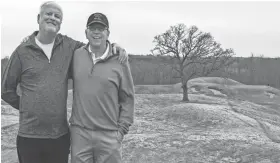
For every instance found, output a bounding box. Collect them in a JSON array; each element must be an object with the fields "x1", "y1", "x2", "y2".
[{"x1": 1, "y1": 0, "x2": 280, "y2": 58}]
